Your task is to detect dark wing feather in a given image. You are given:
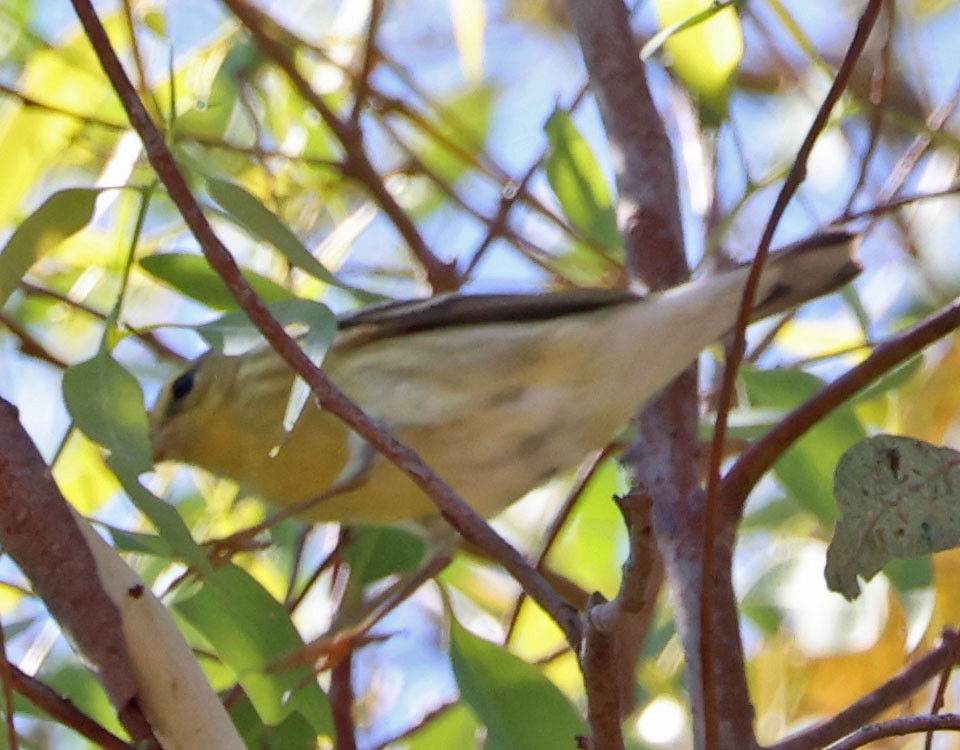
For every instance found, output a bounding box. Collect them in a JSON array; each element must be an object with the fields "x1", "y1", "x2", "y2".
[{"x1": 336, "y1": 287, "x2": 641, "y2": 343}]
